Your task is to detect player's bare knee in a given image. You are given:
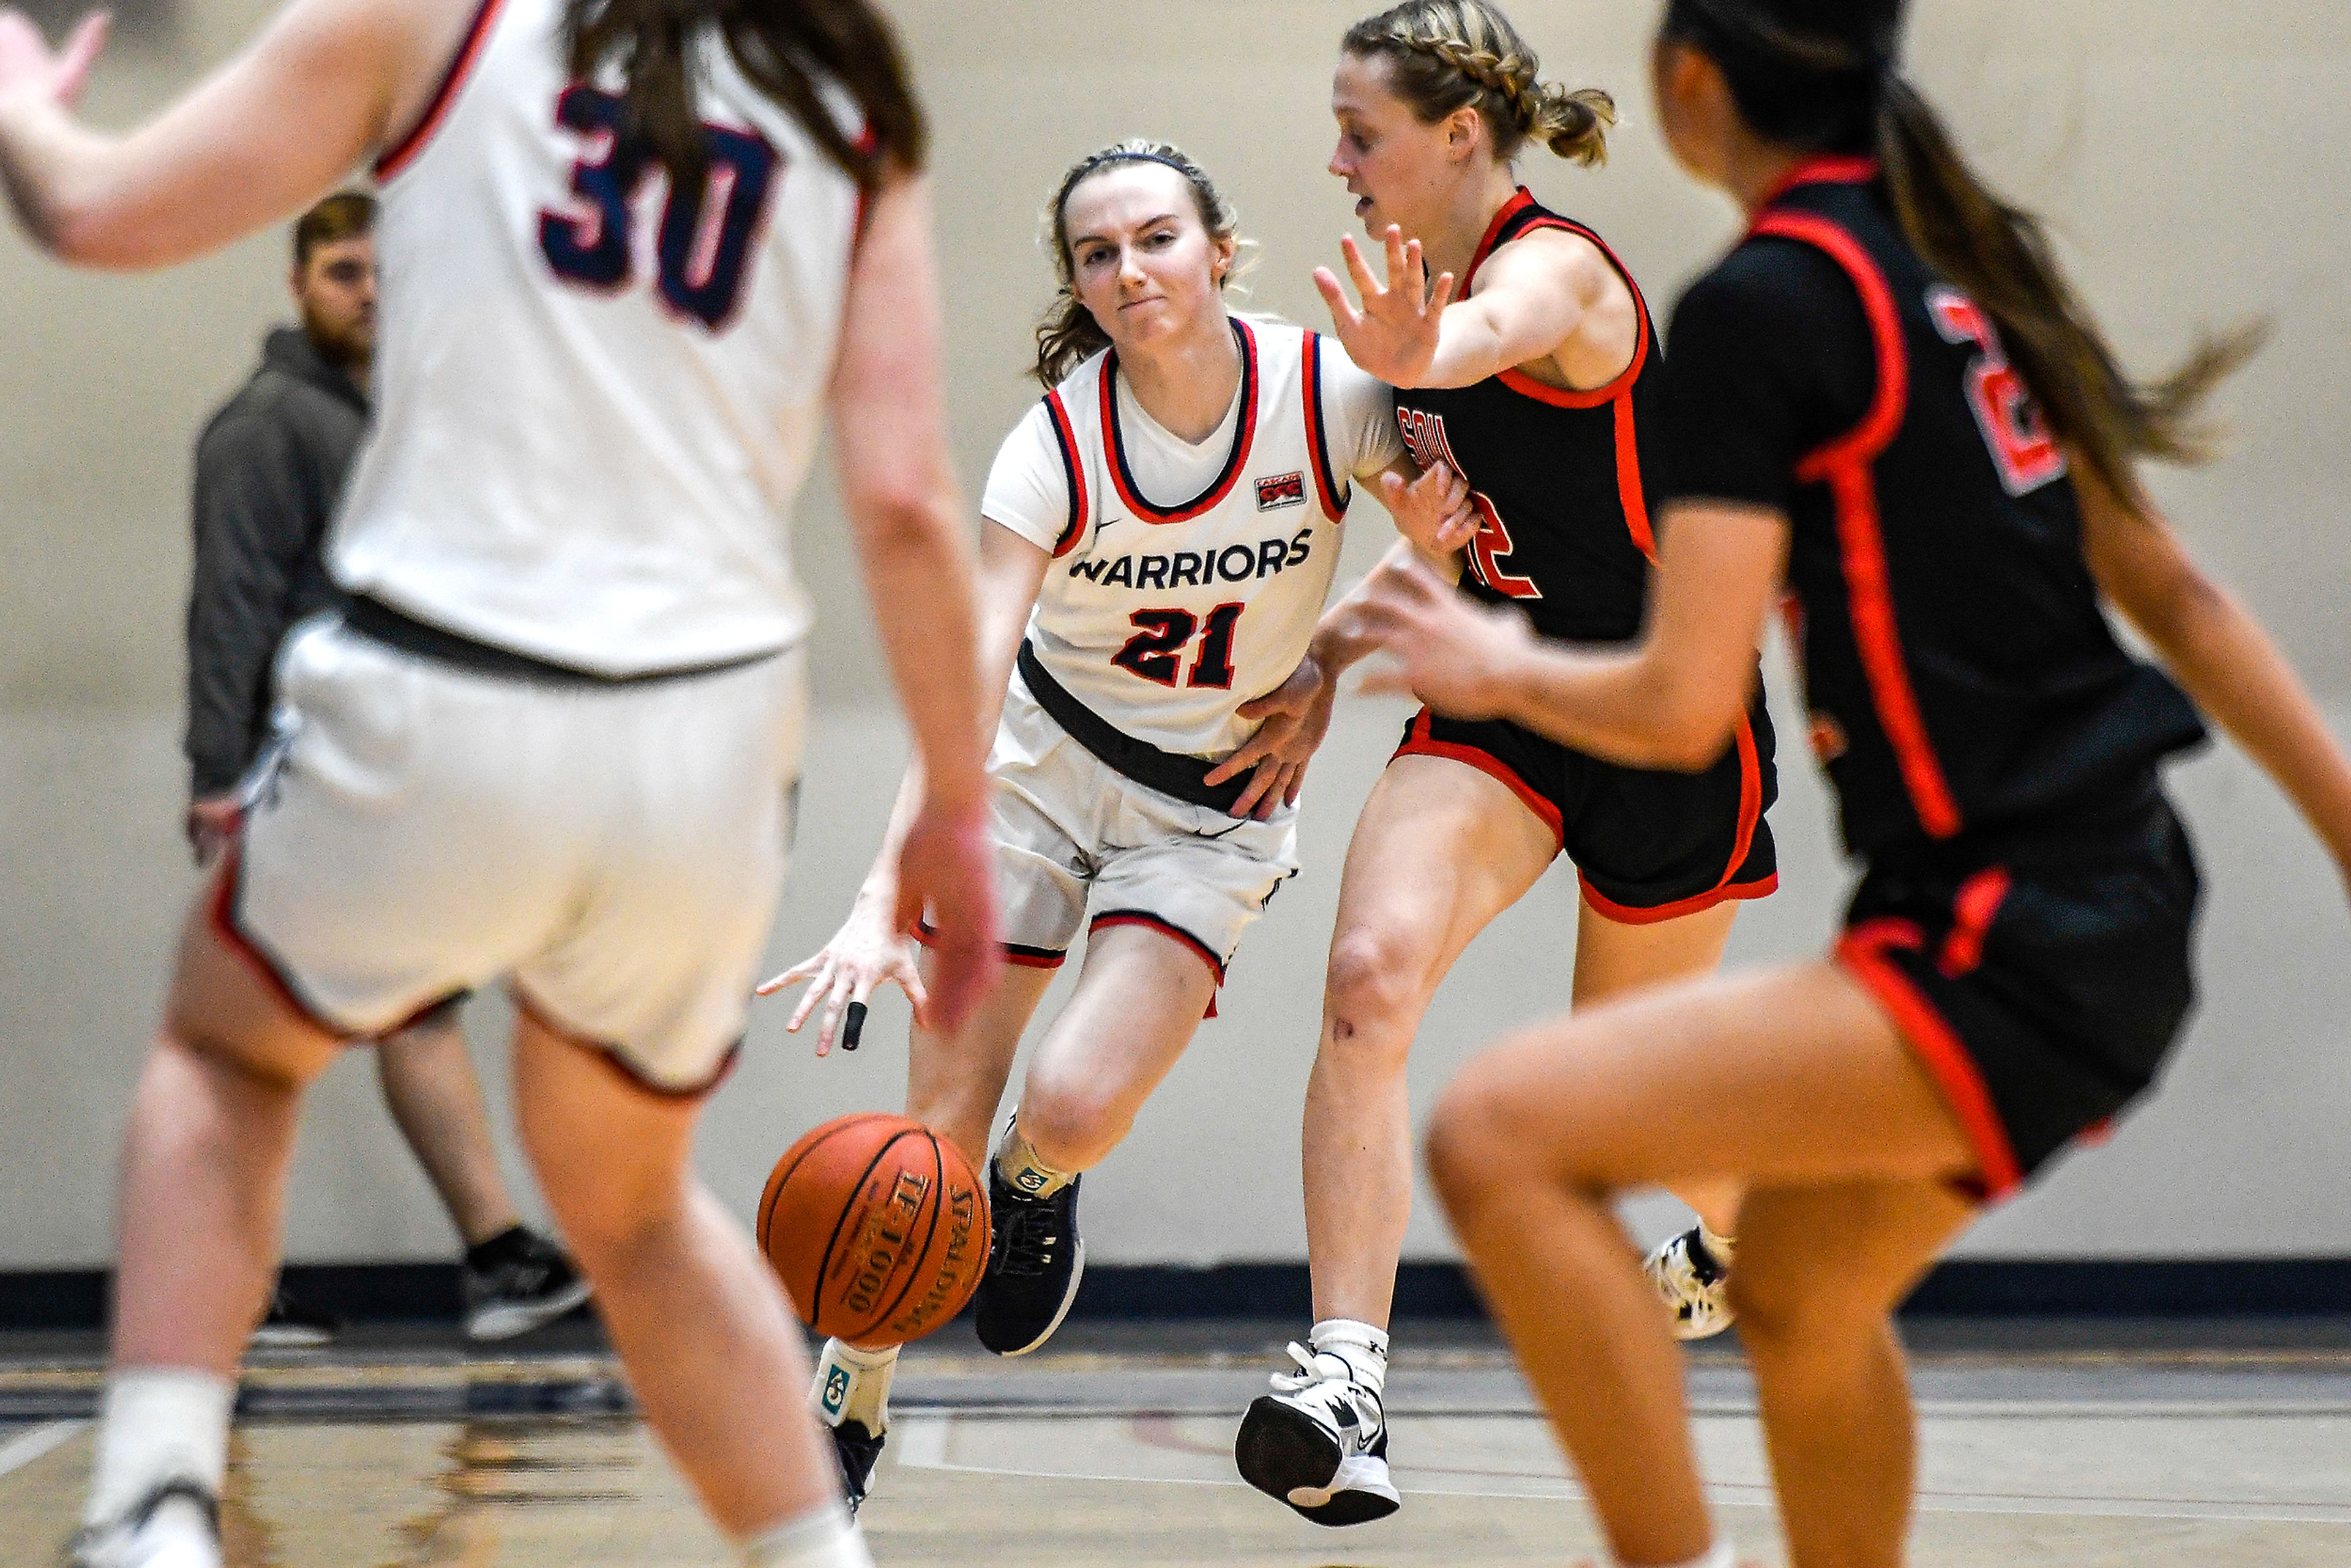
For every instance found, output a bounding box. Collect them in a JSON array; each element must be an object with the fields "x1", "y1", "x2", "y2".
[
  {"x1": 1424, "y1": 1073, "x2": 1526, "y2": 1221},
  {"x1": 1016, "y1": 1067, "x2": 1127, "y2": 1171},
  {"x1": 1322, "y1": 925, "x2": 1433, "y2": 1062}
]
